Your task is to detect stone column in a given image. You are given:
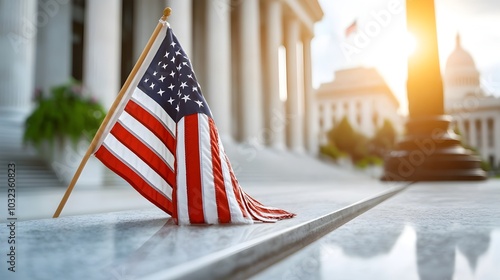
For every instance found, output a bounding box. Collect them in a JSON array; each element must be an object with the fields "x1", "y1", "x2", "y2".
[
  {"x1": 235, "y1": 0, "x2": 263, "y2": 142},
  {"x1": 262, "y1": 0, "x2": 285, "y2": 149},
  {"x1": 469, "y1": 118, "x2": 477, "y2": 148},
  {"x1": 133, "y1": 0, "x2": 163, "y2": 61},
  {"x1": 201, "y1": 0, "x2": 232, "y2": 137},
  {"x1": 0, "y1": 0, "x2": 37, "y2": 121},
  {"x1": 481, "y1": 118, "x2": 488, "y2": 158},
  {"x1": 285, "y1": 17, "x2": 303, "y2": 152},
  {"x1": 303, "y1": 32, "x2": 317, "y2": 154},
  {"x1": 165, "y1": 0, "x2": 192, "y2": 57},
  {"x1": 83, "y1": 0, "x2": 122, "y2": 110},
  {"x1": 35, "y1": 0, "x2": 72, "y2": 94}
]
